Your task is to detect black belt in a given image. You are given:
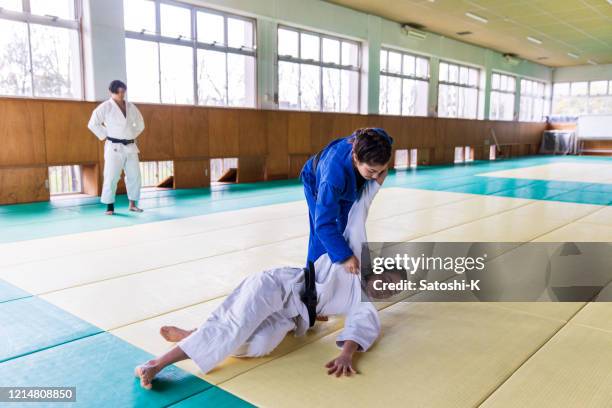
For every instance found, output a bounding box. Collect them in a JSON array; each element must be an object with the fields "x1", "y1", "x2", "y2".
[
  {"x1": 300, "y1": 261, "x2": 317, "y2": 328},
  {"x1": 107, "y1": 137, "x2": 134, "y2": 145}
]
